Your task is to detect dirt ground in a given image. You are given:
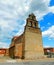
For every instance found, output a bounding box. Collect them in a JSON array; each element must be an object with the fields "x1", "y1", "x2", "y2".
[{"x1": 0, "y1": 56, "x2": 54, "y2": 63}]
